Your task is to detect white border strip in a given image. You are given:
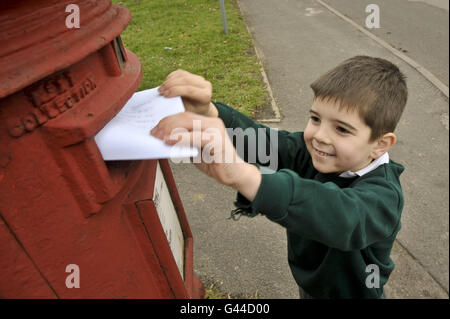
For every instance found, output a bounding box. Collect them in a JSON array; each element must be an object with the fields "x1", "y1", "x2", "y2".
[{"x1": 316, "y1": 0, "x2": 449, "y2": 99}]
